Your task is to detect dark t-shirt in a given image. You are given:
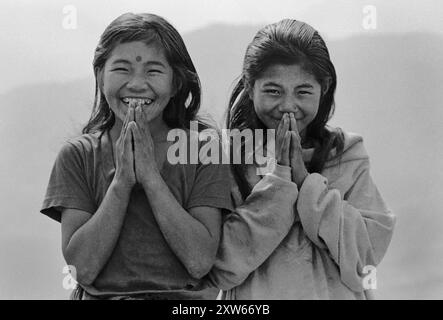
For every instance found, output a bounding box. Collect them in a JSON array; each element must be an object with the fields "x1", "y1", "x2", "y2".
[{"x1": 41, "y1": 130, "x2": 233, "y2": 298}]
